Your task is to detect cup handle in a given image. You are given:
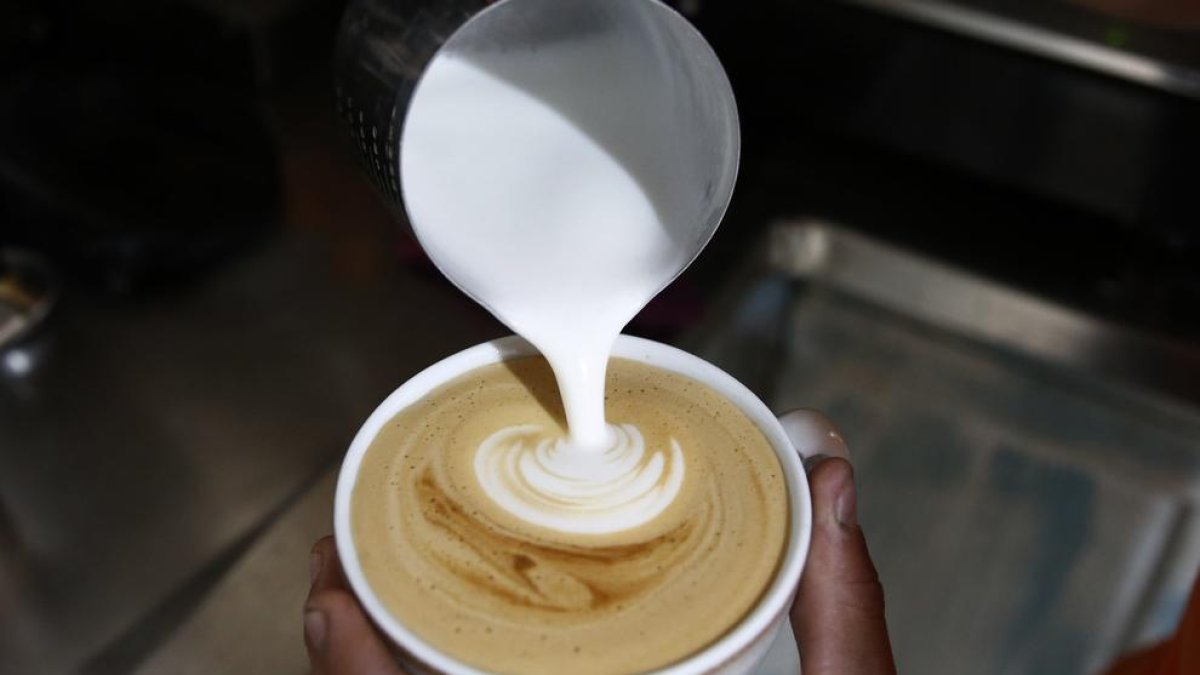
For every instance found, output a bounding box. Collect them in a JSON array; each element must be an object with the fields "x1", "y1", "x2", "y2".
[{"x1": 776, "y1": 409, "x2": 850, "y2": 468}]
